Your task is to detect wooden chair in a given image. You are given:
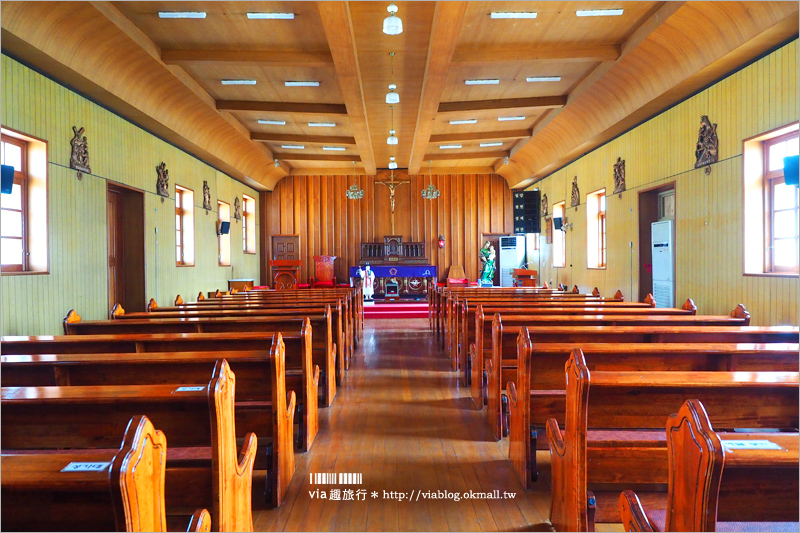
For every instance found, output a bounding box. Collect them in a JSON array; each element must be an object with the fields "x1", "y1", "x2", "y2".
[
  {"x1": 446, "y1": 264, "x2": 468, "y2": 288},
  {"x1": 310, "y1": 255, "x2": 337, "y2": 288},
  {"x1": 1, "y1": 414, "x2": 212, "y2": 532},
  {"x1": 619, "y1": 399, "x2": 799, "y2": 532}
]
